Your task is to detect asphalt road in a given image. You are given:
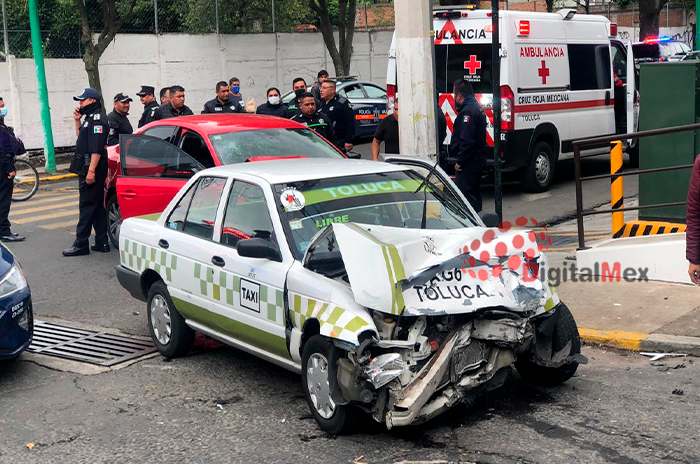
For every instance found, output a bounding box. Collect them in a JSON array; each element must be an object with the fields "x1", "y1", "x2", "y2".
[{"x1": 353, "y1": 139, "x2": 639, "y2": 226}]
